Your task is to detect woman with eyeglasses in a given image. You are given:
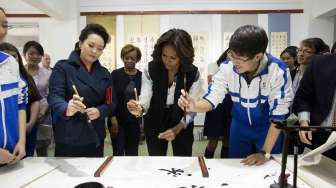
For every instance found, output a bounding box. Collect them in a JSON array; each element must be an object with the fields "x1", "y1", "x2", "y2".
[
  {"x1": 292, "y1": 38, "x2": 327, "y2": 94},
  {"x1": 293, "y1": 47, "x2": 336, "y2": 161},
  {"x1": 287, "y1": 38, "x2": 328, "y2": 156}
]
